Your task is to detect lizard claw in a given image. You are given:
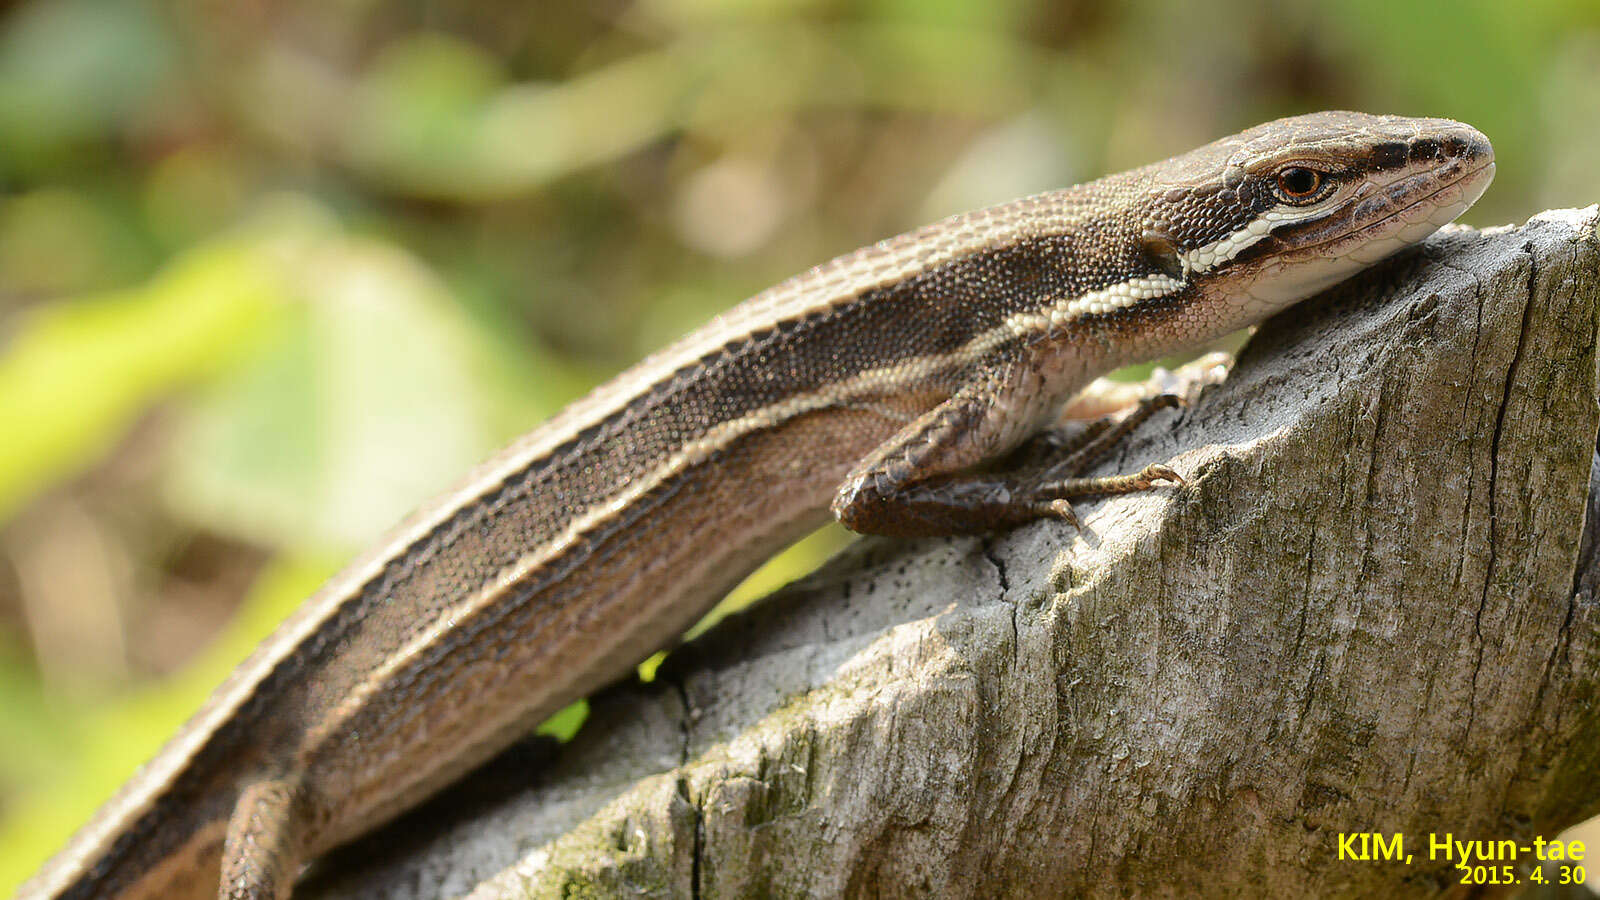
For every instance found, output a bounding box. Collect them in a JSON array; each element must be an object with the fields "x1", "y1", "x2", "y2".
[
  {"x1": 1049, "y1": 499, "x2": 1082, "y2": 529},
  {"x1": 1144, "y1": 463, "x2": 1185, "y2": 487}
]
